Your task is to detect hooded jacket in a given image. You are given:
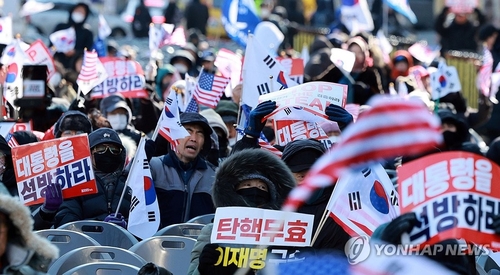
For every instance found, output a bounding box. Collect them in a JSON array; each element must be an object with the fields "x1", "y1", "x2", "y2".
[
  {"x1": 52, "y1": 3, "x2": 94, "y2": 68},
  {"x1": 187, "y1": 149, "x2": 296, "y2": 275},
  {"x1": 53, "y1": 110, "x2": 93, "y2": 138},
  {"x1": 0, "y1": 194, "x2": 59, "y2": 274},
  {"x1": 0, "y1": 135, "x2": 16, "y2": 197}
]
